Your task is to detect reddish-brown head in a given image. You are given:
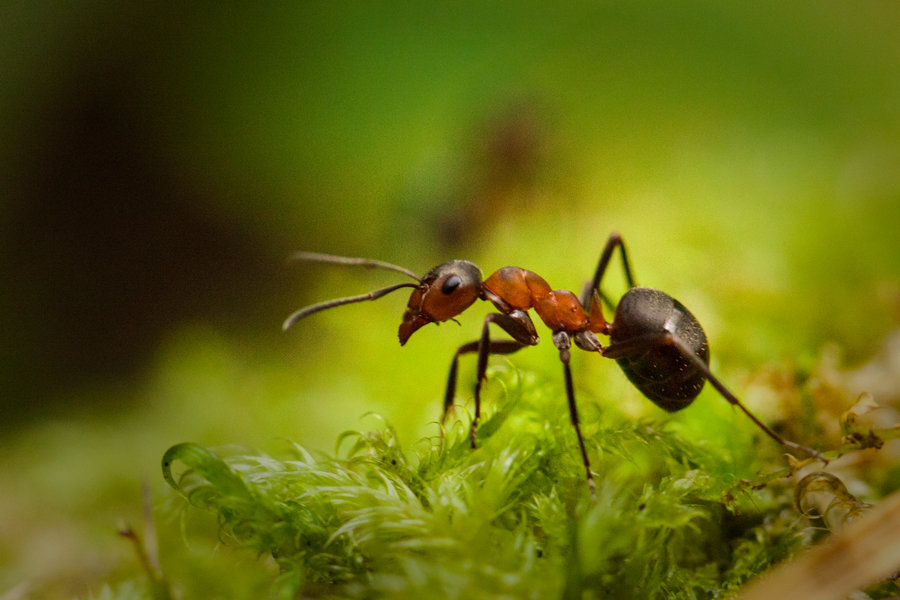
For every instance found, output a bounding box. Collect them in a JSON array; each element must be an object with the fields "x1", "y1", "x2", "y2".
[{"x1": 399, "y1": 260, "x2": 483, "y2": 344}]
